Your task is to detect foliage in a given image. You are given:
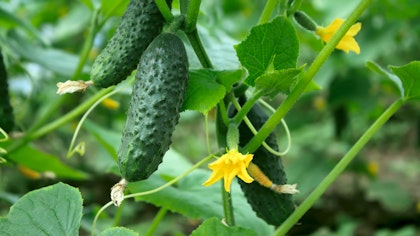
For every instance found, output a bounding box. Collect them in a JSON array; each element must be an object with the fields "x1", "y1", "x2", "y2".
[{"x1": 1, "y1": 0, "x2": 419, "y2": 235}]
